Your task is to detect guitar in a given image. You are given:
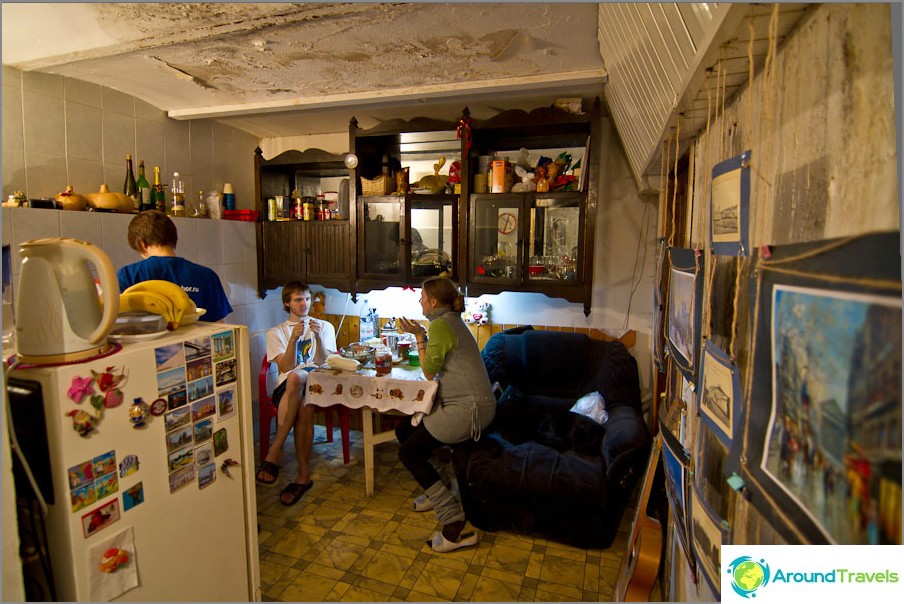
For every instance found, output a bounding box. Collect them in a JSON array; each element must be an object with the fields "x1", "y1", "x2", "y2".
[{"x1": 615, "y1": 434, "x2": 664, "y2": 602}]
